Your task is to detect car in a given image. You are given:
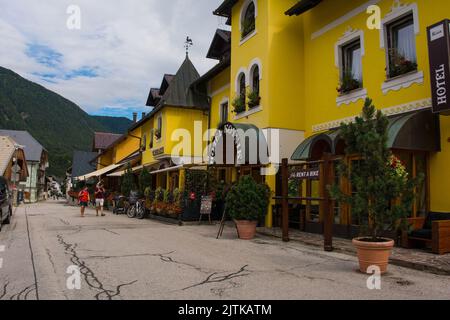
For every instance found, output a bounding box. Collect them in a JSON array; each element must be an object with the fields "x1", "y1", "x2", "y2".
[{"x1": 0, "y1": 176, "x2": 12, "y2": 232}]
